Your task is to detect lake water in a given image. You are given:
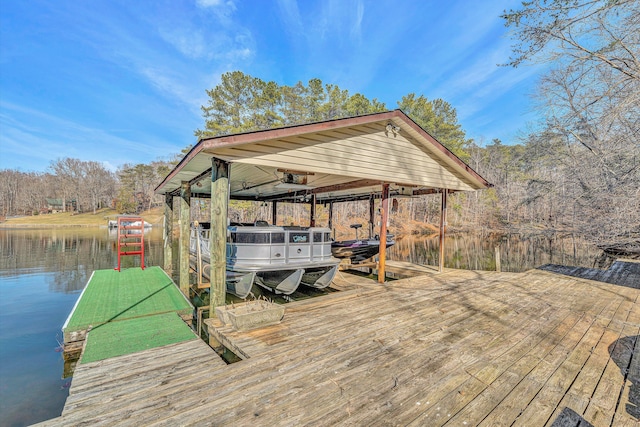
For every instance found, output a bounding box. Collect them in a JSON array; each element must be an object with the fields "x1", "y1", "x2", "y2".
[
  {"x1": 0, "y1": 228, "x2": 164, "y2": 427},
  {"x1": 0, "y1": 227, "x2": 608, "y2": 426},
  {"x1": 388, "y1": 232, "x2": 606, "y2": 272}
]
